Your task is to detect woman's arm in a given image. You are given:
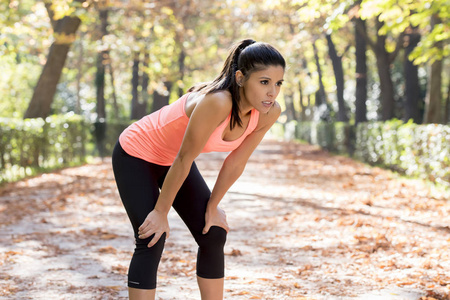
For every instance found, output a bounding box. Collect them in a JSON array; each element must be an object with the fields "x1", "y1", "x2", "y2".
[
  {"x1": 138, "y1": 92, "x2": 232, "y2": 247},
  {"x1": 203, "y1": 102, "x2": 281, "y2": 233}
]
